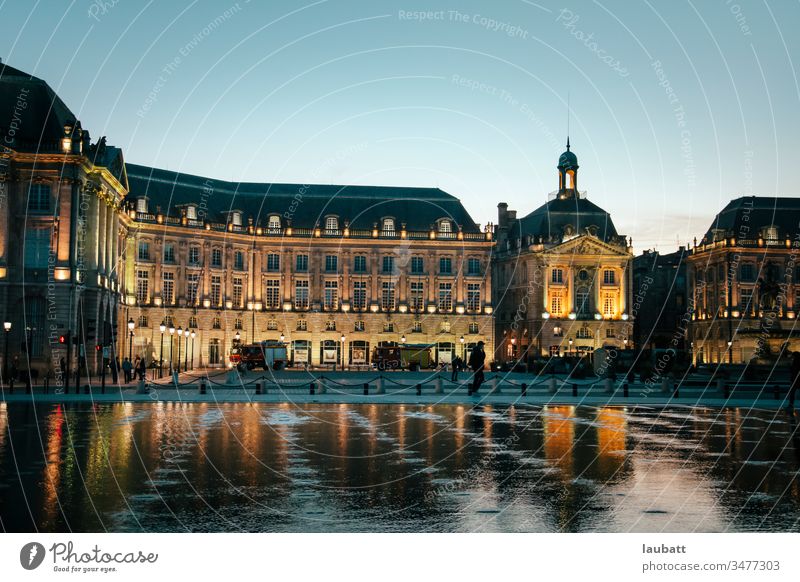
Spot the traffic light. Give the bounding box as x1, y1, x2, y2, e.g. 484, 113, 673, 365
95, 344, 102, 352
59, 335, 66, 344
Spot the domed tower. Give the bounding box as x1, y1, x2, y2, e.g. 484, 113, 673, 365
557, 137, 579, 198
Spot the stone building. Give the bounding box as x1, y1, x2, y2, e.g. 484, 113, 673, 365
687, 196, 800, 364
0, 63, 127, 382
120, 164, 495, 369
493, 142, 634, 363
632, 247, 688, 351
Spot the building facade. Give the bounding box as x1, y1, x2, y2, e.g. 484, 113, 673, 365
0, 63, 127, 382
119, 165, 495, 369
493, 142, 634, 363
632, 247, 688, 351
687, 196, 800, 364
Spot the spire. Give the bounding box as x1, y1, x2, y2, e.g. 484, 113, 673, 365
566, 136, 570, 151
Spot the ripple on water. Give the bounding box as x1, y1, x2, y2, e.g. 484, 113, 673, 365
262, 411, 311, 426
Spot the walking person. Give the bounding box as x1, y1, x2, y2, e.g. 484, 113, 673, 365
468, 341, 486, 396
451, 355, 462, 383
789, 351, 800, 412
122, 357, 132, 383
137, 357, 147, 381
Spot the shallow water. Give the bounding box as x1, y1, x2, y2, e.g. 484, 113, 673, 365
0, 402, 799, 532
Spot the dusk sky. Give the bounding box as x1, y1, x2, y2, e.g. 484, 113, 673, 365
1, 0, 798, 251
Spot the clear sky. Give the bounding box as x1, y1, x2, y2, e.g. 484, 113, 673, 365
1, 0, 798, 251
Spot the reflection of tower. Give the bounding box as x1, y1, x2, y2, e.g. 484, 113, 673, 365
557, 138, 579, 198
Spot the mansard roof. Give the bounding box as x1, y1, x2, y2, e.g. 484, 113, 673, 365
512, 194, 619, 244
701, 196, 800, 243
124, 163, 482, 232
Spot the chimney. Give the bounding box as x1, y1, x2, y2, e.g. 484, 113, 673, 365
497, 203, 509, 228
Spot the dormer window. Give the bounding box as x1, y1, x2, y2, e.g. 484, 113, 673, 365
268, 215, 281, 232
438, 219, 452, 234
325, 216, 339, 232
186, 205, 197, 220
382, 218, 395, 234
231, 211, 242, 226
764, 226, 779, 241
136, 198, 148, 213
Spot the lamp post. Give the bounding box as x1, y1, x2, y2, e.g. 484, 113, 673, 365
401, 334, 406, 344
168, 325, 175, 373
184, 328, 190, 372
279, 331, 285, 343
3, 321, 10, 384
127, 318, 135, 361
340, 333, 346, 369
568, 337, 574, 357
459, 335, 465, 359
190, 329, 196, 370
727, 340, 733, 364
159, 321, 166, 378
176, 326, 183, 373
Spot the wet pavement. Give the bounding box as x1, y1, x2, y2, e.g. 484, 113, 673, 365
0, 402, 799, 532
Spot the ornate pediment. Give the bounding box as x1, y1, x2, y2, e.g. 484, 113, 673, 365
543, 234, 630, 257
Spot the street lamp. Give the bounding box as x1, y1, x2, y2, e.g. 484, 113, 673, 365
279, 331, 285, 343
190, 329, 196, 370
340, 333, 346, 368
176, 326, 183, 373
3, 321, 10, 384
568, 337, 574, 357
234, 331, 241, 342
460, 335, 465, 358
127, 318, 135, 361
184, 327, 190, 372
401, 334, 406, 344
168, 325, 175, 372
159, 321, 166, 378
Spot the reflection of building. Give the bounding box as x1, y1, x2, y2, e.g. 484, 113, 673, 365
493, 142, 634, 362
0, 64, 127, 379
632, 247, 688, 350
121, 165, 494, 368
687, 197, 800, 364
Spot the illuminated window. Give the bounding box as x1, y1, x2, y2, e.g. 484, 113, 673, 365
267, 253, 280, 271
382, 218, 395, 235
352, 281, 367, 310
233, 277, 243, 308
550, 293, 562, 315
268, 215, 281, 232
211, 276, 221, 306
467, 283, 481, 311
603, 270, 616, 285
468, 322, 479, 334
265, 279, 280, 310
136, 271, 149, 304
354, 320, 365, 332
211, 248, 222, 267
136, 197, 148, 213
577, 326, 592, 339
438, 220, 452, 234
383, 322, 395, 333
296, 319, 307, 331
603, 293, 614, 317
188, 246, 200, 265
325, 320, 336, 331
163, 243, 175, 263
381, 281, 396, 310
138, 241, 150, 261
186, 205, 197, 220
551, 268, 563, 284
267, 319, 278, 330
438, 282, 453, 312
187, 273, 200, 305
231, 211, 242, 226
162, 272, 175, 305
410, 281, 424, 310
28, 184, 50, 212
324, 280, 339, 311
295, 280, 309, 309
234, 318, 243, 330
325, 216, 339, 232
413, 320, 423, 333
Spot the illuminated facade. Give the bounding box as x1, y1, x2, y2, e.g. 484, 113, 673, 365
0, 63, 128, 380
493, 142, 634, 362
120, 165, 495, 368
687, 197, 800, 364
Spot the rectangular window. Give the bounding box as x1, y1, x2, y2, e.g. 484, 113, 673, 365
233, 277, 243, 308
136, 270, 149, 304
187, 273, 200, 305
211, 275, 221, 306
467, 283, 481, 311
267, 253, 280, 271
740, 263, 755, 282
294, 254, 308, 272
163, 243, 175, 263
352, 281, 367, 310
267, 320, 278, 330
212, 317, 221, 330
295, 280, 309, 309
325, 255, 338, 272
603, 293, 614, 317
325, 320, 336, 331
296, 319, 307, 331
740, 287, 753, 312
24, 228, 50, 267
467, 258, 480, 275
265, 279, 281, 309
188, 246, 200, 265
138, 241, 150, 261
162, 272, 175, 305
438, 282, 453, 312
606, 328, 616, 338
468, 322, 479, 334
211, 248, 222, 267
551, 268, 563, 284
412, 321, 423, 333
324, 280, 339, 311
381, 281, 396, 310
353, 255, 367, 273
576, 291, 590, 316
603, 270, 616, 285
411, 256, 424, 274
354, 320, 365, 332
410, 281, 424, 311
439, 257, 452, 275
234, 251, 245, 271
382, 256, 394, 274
28, 184, 50, 212
550, 293, 562, 315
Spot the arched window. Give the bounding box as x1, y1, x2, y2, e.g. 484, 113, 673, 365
325, 216, 339, 232
267, 215, 281, 232
382, 218, 395, 234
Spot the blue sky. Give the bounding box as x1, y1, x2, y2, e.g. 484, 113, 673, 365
1, 0, 798, 251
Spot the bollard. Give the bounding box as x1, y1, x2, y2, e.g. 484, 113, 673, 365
376, 376, 385, 395
673, 382, 679, 398
548, 376, 557, 394
363, 382, 369, 396
623, 382, 629, 398
416, 383, 422, 396
521, 383, 527, 397
774, 384, 780, 400
309, 382, 315, 395
255, 382, 262, 395
199, 381, 207, 395
434, 376, 443, 394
